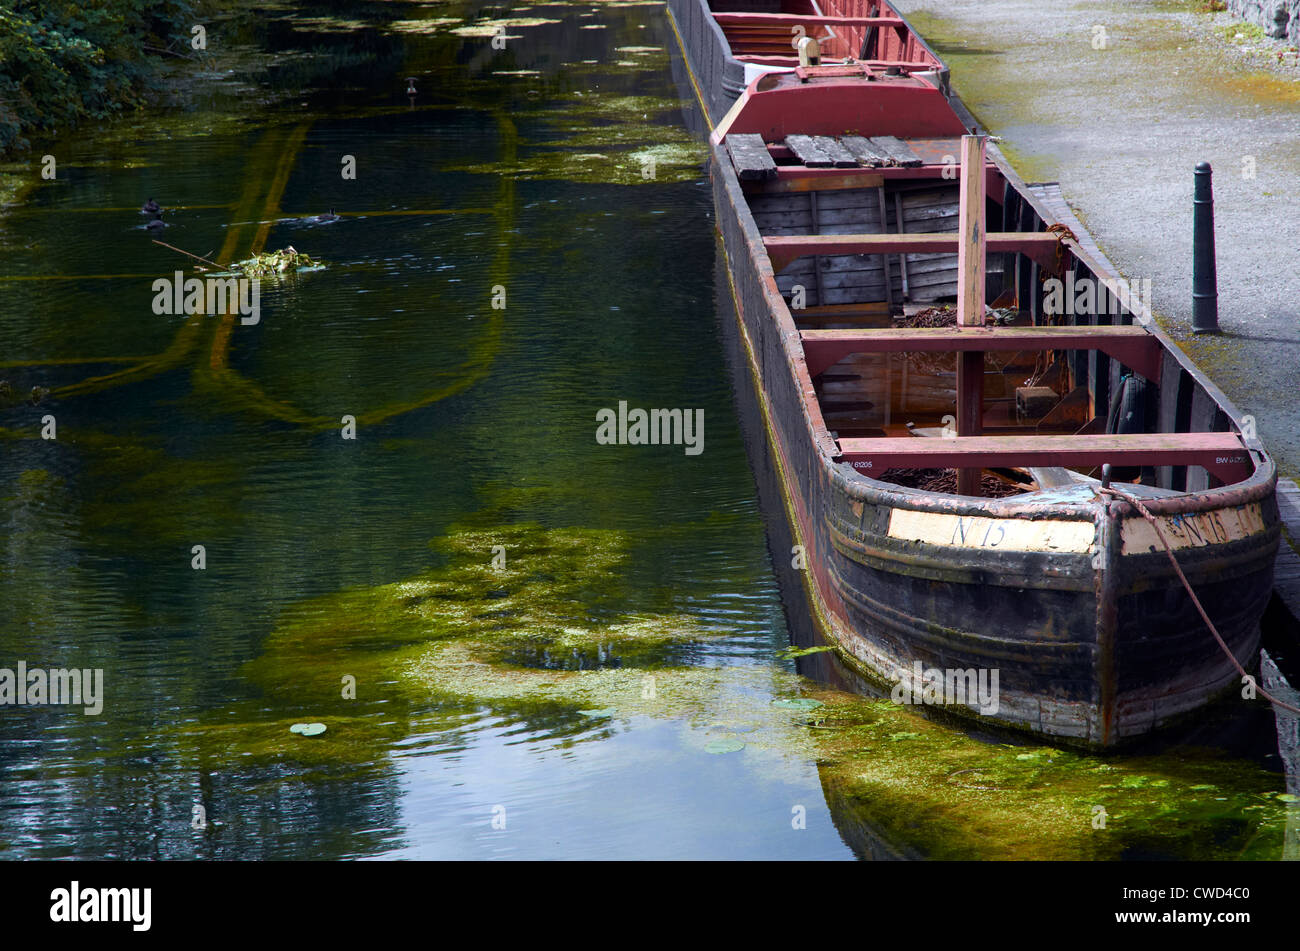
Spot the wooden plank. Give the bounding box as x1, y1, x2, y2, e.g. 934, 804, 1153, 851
809, 191, 827, 309
877, 187, 893, 312
1271, 478, 1300, 621
800, 325, 1164, 379
894, 192, 910, 299
840, 135, 891, 167
956, 135, 988, 494
765, 231, 1063, 272
785, 135, 834, 168
956, 135, 986, 329
835, 433, 1254, 484
1186, 387, 1218, 491
725, 133, 777, 181
869, 136, 924, 167
811, 136, 858, 168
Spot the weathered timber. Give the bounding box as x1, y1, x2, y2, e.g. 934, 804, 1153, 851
765, 231, 1062, 272
800, 323, 1164, 381
869, 135, 923, 167
726, 133, 778, 180
812, 136, 859, 168
785, 135, 834, 167
1273, 478, 1300, 622
840, 135, 891, 167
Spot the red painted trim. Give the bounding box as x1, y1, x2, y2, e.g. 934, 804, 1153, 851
836, 434, 1255, 484
800, 326, 1164, 382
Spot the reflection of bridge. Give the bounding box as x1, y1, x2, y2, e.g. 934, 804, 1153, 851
2, 107, 514, 432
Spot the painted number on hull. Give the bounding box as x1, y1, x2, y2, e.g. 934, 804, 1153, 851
953, 518, 1005, 548
889, 509, 1097, 553
1120, 502, 1267, 555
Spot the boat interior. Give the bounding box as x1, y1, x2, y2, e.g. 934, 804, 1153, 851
714, 65, 1258, 499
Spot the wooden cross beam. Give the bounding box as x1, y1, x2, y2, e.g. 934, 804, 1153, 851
799, 325, 1164, 381
835, 433, 1255, 485
763, 232, 1064, 273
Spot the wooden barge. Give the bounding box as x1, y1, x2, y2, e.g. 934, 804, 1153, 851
666, 0, 1281, 745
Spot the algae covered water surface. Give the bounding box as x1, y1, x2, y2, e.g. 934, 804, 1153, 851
0, 0, 1293, 860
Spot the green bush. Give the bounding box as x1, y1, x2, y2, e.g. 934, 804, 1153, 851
0, 0, 199, 153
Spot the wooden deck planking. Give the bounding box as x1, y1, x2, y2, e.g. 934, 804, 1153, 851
726, 133, 778, 181
1274, 478, 1300, 621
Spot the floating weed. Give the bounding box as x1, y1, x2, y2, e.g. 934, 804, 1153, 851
802, 690, 1290, 860
451, 18, 561, 37
385, 18, 465, 34
445, 90, 705, 185
232, 246, 324, 278
149, 481, 1292, 858
287, 16, 374, 32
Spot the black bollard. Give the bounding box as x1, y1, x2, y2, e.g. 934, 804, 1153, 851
1192, 161, 1220, 334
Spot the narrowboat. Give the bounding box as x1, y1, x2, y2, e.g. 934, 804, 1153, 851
667, 0, 1281, 745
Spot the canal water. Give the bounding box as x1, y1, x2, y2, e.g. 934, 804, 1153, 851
0, 1, 1294, 860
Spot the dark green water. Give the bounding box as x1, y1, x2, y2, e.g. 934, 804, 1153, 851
0, 1, 1294, 861
0, 0, 858, 860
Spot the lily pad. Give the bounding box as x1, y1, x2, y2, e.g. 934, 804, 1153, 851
704, 738, 745, 754
289, 722, 327, 736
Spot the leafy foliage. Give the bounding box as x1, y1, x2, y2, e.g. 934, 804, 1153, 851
231, 246, 323, 278
0, 0, 201, 153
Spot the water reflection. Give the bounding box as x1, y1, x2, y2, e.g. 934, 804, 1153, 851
0, 0, 851, 860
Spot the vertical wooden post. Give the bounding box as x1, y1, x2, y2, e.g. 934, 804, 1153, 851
955, 134, 987, 497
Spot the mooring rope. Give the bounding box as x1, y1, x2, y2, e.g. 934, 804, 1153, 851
1097, 484, 1300, 716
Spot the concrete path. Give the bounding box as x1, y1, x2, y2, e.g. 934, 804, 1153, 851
895, 0, 1300, 477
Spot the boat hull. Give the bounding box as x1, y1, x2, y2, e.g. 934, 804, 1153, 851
709, 141, 1280, 746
